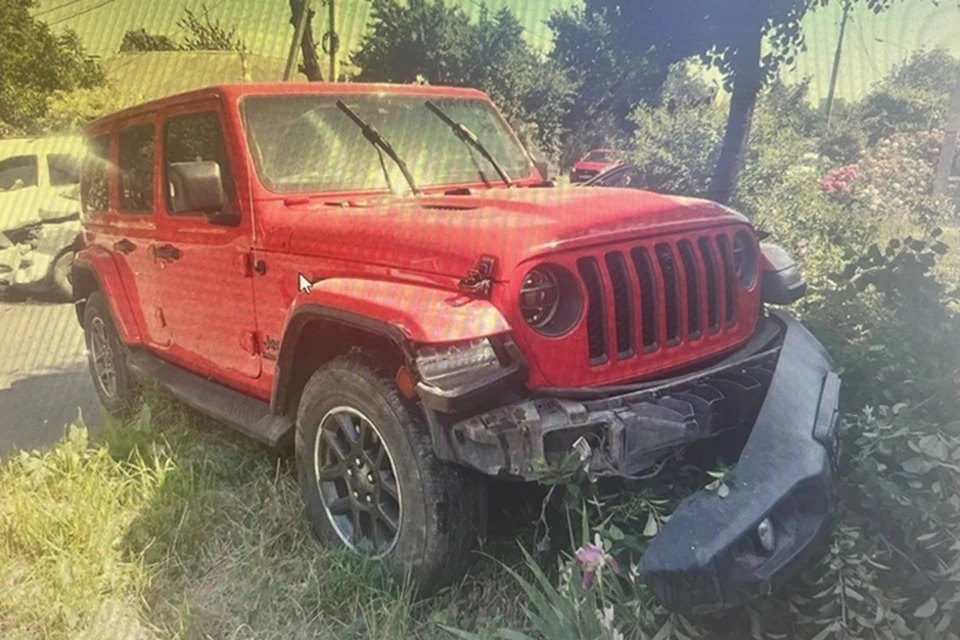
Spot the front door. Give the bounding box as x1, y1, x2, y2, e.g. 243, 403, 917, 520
154, 106, 260, 382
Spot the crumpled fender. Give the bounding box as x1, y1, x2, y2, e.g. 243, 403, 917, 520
286, 277, 511, 344
73, 246, 143, 345
34, 218, 81, 256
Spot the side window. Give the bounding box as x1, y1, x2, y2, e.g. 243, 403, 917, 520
81, 135, 110, 213
118, 124, 155, 214
164, 111, 235, 215
0, 155, 39, 191
49, 154, 81, 186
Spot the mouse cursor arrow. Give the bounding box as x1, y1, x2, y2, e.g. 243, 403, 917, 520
298, 273, 314, 294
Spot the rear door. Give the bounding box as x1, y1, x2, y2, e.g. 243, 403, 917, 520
153, 104, 260, 382
81, 124, 170, 348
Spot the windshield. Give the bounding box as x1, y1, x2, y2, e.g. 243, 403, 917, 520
584, 150, 616, 163
241, 94, 533, 194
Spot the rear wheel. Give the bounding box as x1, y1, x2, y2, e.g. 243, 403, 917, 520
296, 350, 488, 592
83, 291, 136, 415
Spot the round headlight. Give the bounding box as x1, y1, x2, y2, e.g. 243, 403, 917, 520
519, 265, 582, 336
733, 231, 758, 288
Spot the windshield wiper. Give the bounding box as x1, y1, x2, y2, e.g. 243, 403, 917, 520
425, 100, 513, 188
335, 100, 420, 195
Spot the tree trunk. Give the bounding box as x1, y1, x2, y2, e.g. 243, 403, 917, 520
933, 64, 960, 197
289, 0, 324, 82
709, 24, 765, 204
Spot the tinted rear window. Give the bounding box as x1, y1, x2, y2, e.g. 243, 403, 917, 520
118, 124, 155, 214
81, 136, 110, 213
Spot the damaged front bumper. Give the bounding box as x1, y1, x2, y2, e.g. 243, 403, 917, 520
0, 218, 80, 289
637, 312, 840, 614
425, 310, 840, 614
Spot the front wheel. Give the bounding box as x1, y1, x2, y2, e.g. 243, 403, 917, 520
296, 350, 488, 592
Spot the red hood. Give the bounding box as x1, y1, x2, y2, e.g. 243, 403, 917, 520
263, 186, 748, 281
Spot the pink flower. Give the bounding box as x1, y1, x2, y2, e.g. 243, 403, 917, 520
575, 542, 619, 590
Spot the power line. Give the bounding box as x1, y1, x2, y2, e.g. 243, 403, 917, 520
35, 0, 88, 17
47, 0, 120, 25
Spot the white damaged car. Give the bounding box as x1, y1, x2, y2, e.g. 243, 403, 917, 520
0, 136, 86, 301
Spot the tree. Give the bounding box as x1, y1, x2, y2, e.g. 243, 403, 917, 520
0, 0, 104, 132
288, 0, 323, 81
547, 6, 666, 168
352, 0, 575, 158
177, 4, 243, 51
116, 4, 243, 54
859, 48, 960, 144
561, 0, 922, 203
118, 28, 176, 52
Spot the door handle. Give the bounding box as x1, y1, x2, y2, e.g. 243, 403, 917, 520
153, 244, 182, 261
113, 239, 136, 254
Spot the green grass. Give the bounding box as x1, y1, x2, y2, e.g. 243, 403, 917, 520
0, 391, 535, 640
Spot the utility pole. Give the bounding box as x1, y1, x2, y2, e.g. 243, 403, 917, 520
824, 0, 852, 132
933, 62, 960, 197
284, 0, 313, 81
324, 0, 340, 82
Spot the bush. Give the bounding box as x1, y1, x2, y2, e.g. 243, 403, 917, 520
628, 101, 725, 196
820, 130, 958, 231
858, 48, 959, 146
626, 62, 725, 196
37, 86, 141, 135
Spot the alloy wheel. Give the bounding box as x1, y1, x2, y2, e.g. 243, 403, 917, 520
313, 406, 403, 557
89, 316, 117, 399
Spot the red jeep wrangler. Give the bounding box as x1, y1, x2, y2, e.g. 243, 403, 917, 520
73, 83, 840, 614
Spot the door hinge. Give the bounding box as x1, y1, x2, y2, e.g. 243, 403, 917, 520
241, 252, 266, 277
240, 253, 254, 278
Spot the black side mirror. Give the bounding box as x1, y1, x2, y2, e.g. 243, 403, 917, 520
168, 161, 238, 225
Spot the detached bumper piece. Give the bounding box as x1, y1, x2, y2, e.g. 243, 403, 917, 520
638, 313, 840, 615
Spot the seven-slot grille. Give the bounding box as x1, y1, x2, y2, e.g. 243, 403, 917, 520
576, 232, 743, 365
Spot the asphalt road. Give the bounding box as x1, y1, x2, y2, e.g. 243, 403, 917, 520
0, 296, 101, 458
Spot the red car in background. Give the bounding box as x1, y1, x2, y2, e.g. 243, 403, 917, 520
569, 148, 623, 183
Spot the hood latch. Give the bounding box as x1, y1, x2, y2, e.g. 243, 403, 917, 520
458, 256, 497, 298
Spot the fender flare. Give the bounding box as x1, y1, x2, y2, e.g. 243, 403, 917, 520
270, 277, 512, 415
71, 248, 143, 345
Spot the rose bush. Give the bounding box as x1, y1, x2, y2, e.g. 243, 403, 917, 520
820, 130, 957, 230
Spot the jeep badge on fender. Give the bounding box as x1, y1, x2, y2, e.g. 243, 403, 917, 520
72, 83, 840, 613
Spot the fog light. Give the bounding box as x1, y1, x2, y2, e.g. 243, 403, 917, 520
757, 517, 776, 552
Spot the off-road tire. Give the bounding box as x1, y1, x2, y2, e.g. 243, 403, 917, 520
83, 291, 136, 416
49, 249, 75, 302
296, 349, 488, 593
